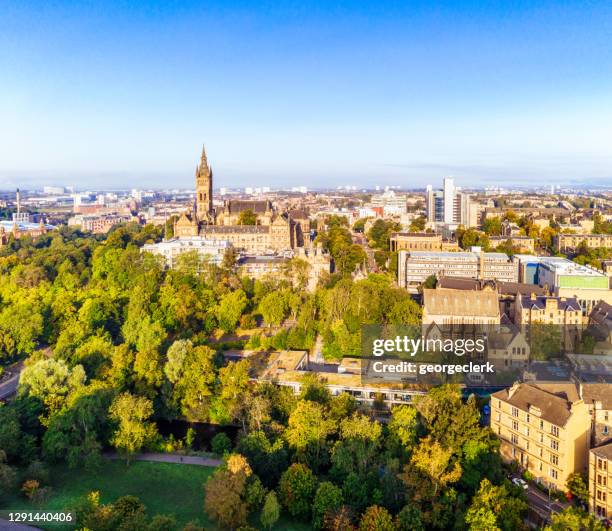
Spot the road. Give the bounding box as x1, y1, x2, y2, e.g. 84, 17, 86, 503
524, 483, 568, 522
352, 231, 378, 273
0, 362, 23, 401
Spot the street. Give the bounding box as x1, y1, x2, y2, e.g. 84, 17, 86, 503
0, 362, 23, 401
524, 482, 568, 523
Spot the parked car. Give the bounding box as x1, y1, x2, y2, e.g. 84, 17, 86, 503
512, 477, 528, 490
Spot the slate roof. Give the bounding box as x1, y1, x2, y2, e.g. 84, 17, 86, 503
492, 383, 574, 427
519, 295, 581, 311
423, 288, 500, 318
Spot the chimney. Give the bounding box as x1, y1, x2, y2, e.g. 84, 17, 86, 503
530, 292, 537, 301
508, 381, 520, 398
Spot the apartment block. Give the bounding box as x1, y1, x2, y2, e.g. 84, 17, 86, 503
589, 444, 612, 520
555, 233, 612, 253
490, 382, 591, 491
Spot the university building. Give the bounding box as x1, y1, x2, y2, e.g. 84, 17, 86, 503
172, 146, 302, 255
397, 249, 518, 292
389, 232, 459, 252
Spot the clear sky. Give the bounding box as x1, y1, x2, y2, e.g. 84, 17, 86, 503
1, 0, 612, 190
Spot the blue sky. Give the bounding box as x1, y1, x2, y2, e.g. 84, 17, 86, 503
1, 0, 611, 190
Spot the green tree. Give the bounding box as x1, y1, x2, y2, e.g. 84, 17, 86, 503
331, 413, 382, 478
258, 291, 289, 326
544, 507, 605, 531
395, 504, 425, 531
260, 491, 280, 530
483, 217, 502, 235
108, 392, 157, 463
19, 358, 86, 420
285, 400, 334, 469
387, 405, 418, 455
312, 481, 343, 529
238, 209, 258, 225
409, 215, 426, 232
359, 505, 394, 531
211, 360, 251, 427
566, 472, 588, 505
0, 451, 17, 499
215, 290, 248, 333
211, 432, 232, 456
465, 478, 527, 531
279, 463, 318, 520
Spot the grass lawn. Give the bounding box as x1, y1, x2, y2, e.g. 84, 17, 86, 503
2, 459, 314, 530
2, 459, 215, 530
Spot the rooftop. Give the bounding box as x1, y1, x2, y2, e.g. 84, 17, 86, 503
423, 288, 500, 317
591, 443, 612, 460
492, 383, 576, 427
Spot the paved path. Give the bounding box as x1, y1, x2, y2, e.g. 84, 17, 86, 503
105, 452, 222, 467
0, 519, 41, 530
0, 362, 23, 401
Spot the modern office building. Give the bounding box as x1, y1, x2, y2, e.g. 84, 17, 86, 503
425, 177, 476, 228
513, 255, 611, 314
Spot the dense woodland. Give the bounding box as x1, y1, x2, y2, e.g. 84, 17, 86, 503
0, 223, 603, 530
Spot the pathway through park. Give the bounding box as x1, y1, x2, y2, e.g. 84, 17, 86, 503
104, 452, 222, 467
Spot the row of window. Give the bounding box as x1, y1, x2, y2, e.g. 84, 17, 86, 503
506, 404, 560, 437
510, 447, 558, 479
508, 431, 559, 463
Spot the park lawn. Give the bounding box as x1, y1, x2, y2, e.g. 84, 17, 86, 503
3, 459, 216, 530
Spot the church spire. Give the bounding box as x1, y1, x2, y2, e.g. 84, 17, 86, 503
200, 144, 209, 172
195, 144, 213, 220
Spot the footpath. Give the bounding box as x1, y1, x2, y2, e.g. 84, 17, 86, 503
104, 452, 222, 467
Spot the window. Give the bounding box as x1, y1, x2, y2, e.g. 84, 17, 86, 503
551, 425, 559, 437
551, 454, 558, 466
511, 434, 518, 445
512, 420, 519, 431
550, 440, 559, 451
512, 407, 519, 418
550, 468, 558, 480
526, 414, 530, 423
540, 420, 544, 429
525, 427, 530, 436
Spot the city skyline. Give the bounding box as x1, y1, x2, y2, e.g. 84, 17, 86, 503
2, 1, 612, 189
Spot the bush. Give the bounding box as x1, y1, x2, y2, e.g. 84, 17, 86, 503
211, 433, 232, 456
24, 460, 50, 485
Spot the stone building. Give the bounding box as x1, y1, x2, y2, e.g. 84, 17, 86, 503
490, 382, 591, 491
173, 146, 301, 254
589, 443, 612, 519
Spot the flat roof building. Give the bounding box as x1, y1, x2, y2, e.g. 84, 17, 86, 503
398, 250, 518, 292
